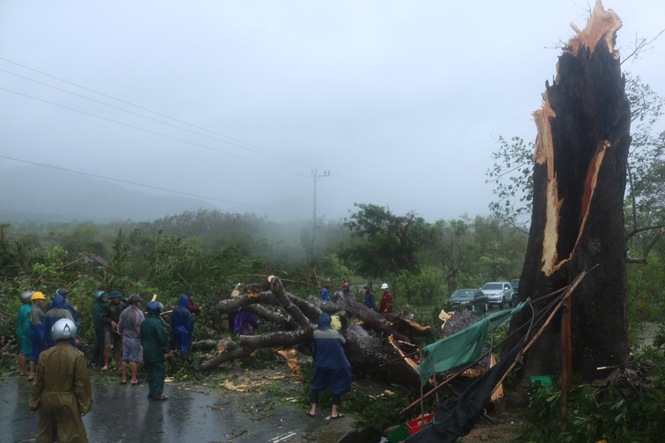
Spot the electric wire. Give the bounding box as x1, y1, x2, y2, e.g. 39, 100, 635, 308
0, 154, 264, 210
0, 57, 452, 218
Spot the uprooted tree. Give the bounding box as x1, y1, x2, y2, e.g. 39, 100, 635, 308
505, 1, 632, 384
211, 276, 431, 388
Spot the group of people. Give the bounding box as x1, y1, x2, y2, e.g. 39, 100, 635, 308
14, 282, 376, 438
319, 282, 393, 313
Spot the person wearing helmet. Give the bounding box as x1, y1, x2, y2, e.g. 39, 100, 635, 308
100, 291, 127, 370
185, 290, 202, 314
29, 292, 48, 380
92, 291, 109, 367
378, 283, 393, 313
47, 288, 79, 326
320, 288, 331, 302
361, 285, 375, 310
16, 291, 34, 376
117, 294, 144, 385
28, 318, 92, 443
43, 290, 76, 348
140, 302, 173, 401
171, 295, 195, 355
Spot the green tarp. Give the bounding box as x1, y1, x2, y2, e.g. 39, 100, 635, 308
416, 302, 528, 385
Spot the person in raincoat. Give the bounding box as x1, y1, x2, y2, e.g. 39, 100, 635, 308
319, 288, 331, 302
306, 313, 352, 419
29, 292, 49, 380
47, 288, 79, 326
44, 291, 76, 348
92, 291, 108, 367
170, 295, 195, 355
234, 311, 259, 335
117, 294, 144, 385
17, 291, 34, 376
140, 301, 172, 401
378, 283, 393, 313
362, 285, 375, 310
29, 318, 93, 443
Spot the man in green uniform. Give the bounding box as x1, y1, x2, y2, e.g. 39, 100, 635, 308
16, 291, 34, 376
100, 291, 126, 370
140, 301, 172, 401
29, 318, 93, 443
92, 291, 108, 367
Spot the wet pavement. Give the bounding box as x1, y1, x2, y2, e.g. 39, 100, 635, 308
1, 369, 350, 443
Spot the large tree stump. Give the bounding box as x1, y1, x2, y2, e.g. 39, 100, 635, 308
505, 0, 632, 383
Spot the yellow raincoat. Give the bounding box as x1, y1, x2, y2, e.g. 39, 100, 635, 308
28, 341, 93, 443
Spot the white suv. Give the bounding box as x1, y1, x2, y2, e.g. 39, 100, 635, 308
481, 281, 514, 308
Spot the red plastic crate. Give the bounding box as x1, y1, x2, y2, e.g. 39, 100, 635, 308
406, 413, 435, 435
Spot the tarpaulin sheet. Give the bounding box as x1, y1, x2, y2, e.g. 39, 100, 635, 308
416, 302, 527, 384
405, 341, 526, 443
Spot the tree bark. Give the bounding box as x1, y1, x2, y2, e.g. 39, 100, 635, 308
505, 0, 632, 383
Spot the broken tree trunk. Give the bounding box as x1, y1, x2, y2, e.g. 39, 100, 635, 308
505, 0, 632, 383
213, 276, 431, 387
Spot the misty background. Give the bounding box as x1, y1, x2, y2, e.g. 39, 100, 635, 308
1, 0, 664, 223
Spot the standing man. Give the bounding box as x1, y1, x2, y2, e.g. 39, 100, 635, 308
100, 291, 126, 370
319, 288, 331, 301
378, 283, 393, 313
140, 301, 172, 401
170, 295, 194, 355
16, 291, 34, 376
342, 282, 355, 319
185, 290, 203, 314
117, 294, 144, 385
44, 291, 76, 348
29, 292, 48, 381
362, 285, 375, 310
92, 291, 108, 368
29, 318, 93, 443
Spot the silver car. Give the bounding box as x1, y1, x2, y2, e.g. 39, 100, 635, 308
481, 281, 514, 308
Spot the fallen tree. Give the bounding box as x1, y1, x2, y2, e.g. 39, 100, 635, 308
212, 276, 432, 388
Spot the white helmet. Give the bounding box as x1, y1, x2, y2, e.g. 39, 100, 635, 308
381, 283, 389, 289
20, 290, 35, 304
52, 318, 77, 341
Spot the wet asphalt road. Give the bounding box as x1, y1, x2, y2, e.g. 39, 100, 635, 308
2, 373, 322, 443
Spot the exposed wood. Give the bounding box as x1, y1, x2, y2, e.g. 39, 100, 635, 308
505, 0, 632, 383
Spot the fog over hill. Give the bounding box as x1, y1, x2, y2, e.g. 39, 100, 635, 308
0, 166, 222, 222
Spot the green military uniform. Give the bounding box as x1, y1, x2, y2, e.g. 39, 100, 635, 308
140, 313, 171, 399
17, 303, 33, 356
28, 341, 93, 443
92, 298, 108, 366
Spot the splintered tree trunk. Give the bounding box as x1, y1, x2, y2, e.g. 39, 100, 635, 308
506, 0, 632, 383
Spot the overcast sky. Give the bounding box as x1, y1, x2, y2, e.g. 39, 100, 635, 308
1, 0, 663, 223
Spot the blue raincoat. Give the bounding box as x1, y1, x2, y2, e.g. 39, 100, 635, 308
47, 295, 78, 326
30, 305, 47, 363
311, 313, 352, 395
170, 295, 195, 355
234, 311, 259, 335
320, 288, 331, 302
43, 293, 76, 348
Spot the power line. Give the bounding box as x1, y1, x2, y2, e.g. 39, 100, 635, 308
0, 86, 289, 172
0, 155, 264, 210
0, 57, 452, 219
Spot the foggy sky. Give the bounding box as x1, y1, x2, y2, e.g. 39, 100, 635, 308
1, 0, 664, 223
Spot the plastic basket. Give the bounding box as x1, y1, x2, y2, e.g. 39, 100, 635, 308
406, 413, 435, 435
530, 375, 553, 389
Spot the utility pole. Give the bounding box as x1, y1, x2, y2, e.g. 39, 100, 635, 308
309, 170, 330, 228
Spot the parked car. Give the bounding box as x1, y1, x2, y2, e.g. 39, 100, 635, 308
481, 281, 514, 308
444, 289, 489, 313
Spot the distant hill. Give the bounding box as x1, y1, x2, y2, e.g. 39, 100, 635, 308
0, 166, 221, 222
